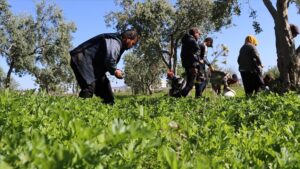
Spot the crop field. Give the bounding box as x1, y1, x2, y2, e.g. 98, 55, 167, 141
1, 90, 300, 168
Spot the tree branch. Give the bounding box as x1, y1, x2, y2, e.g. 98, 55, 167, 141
263, 0, 278, 20
160, 50, 171, 69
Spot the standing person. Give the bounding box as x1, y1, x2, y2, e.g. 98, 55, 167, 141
237, 35, 264, 96
290, 24, 299, 38
290, 24, 300, 53
290, 24, 300, 55
290, 24, 300, 87
195, 37, 214, 98
70, 30, 139, 104
180, 27, 202, 97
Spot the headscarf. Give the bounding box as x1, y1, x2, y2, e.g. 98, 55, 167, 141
245, 35, 258, 46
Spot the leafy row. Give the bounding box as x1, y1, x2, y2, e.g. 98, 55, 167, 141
0, 90, 300, 168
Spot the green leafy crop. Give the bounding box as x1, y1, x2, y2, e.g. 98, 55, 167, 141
0, 90, 300, 168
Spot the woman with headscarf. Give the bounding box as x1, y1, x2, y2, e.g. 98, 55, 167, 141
237, 35, 264, 96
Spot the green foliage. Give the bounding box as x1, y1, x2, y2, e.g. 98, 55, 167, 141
0, 66, 19, 90
106, 0, 240, 73
248, 9, 263, 34
264, 66, 280, 79
1, 90, 300, 168
211, 0, 241, 31
0, 0, 76, 92
0, 0, 36, 88
292, 0, 300, 13
0, 66, 4, 88
124, 52, 165, 95
210, 44, 229, 67
33, 0, 76, 93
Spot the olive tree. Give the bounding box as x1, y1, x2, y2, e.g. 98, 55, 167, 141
105, 0, 239, 75
0, 0, 76, 92
124, 52, 165, 95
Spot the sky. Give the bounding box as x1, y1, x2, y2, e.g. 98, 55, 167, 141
1, 0, 300, 90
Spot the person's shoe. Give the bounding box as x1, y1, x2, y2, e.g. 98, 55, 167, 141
79, 89, 93, 98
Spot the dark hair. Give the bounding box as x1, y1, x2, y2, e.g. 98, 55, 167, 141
263, 74, 274, 85
204, 37, 213, 43
121, 30, 139, 40
290, 24, 299, 37
188, 27, 200, 36
231, 74, 238, 81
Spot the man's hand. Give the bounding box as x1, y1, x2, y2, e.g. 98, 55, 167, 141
114, 69, 123, 79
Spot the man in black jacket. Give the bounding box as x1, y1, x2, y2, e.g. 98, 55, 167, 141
180, 27, 201, 97
70, 30, 139, 104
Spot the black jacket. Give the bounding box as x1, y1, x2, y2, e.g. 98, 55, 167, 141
70, 33, 125, 85
180, 34, 200, 68
237, 43, 262, 73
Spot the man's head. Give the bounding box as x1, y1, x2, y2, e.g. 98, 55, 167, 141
189, 27, 201, 40
167, 70, 175, 79
204, 37, 213, 47
290, 24, 299, 38
231, 74, 238, 81
227, 74, 238, 85
121, 30, 139, 50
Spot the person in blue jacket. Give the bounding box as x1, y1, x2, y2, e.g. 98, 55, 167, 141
70, 30, 139, 104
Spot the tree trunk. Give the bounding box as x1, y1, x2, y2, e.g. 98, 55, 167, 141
275, 1, 299, 90
263, 0, 300, 91
160, 36, 178, 74
274, 21, 295, 89
5, 60, 14, 89
45, 84, 49, 93
147, 84, 153, 95
169, 35, 174, 72
173, 40, 179, 75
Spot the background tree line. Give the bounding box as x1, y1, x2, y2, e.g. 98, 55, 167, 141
0, 0, 76, 93
107, 0, 300, 94
1, 0, 300, 94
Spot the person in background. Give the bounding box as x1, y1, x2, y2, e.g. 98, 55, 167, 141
237, 35, 264, 96
70, 30, 139, 104
290, 24, 299, 38
180, 27, 202, 97
210, 70, 238, 95
263, 74, 275, 91
195, 37, 214, 98
290, 24, 300, 56
167, 70, 186, 97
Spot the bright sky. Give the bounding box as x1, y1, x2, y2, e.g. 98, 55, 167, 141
1, 0, 300, 89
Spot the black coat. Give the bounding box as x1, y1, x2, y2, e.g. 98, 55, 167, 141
237, 43, 262, 73
70, 33, 125, 85
180, 34, 200, 68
